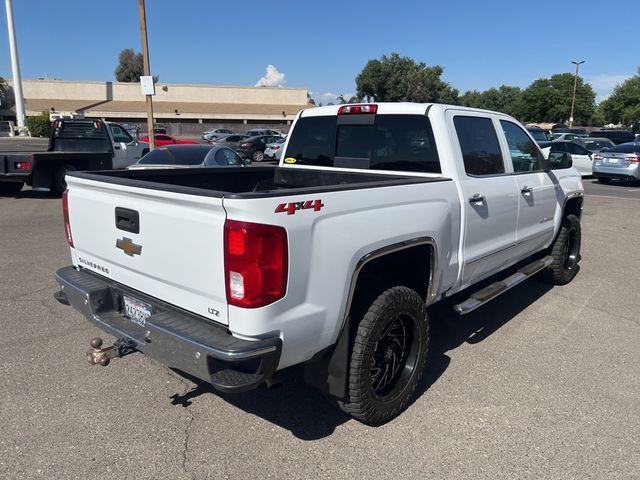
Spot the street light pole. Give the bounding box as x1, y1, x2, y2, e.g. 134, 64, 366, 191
4, 0, 27, 135
137, 0, 155, 150
569, 60, 585, 128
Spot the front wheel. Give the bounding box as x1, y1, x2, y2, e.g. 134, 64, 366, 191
338, 286, 429, 426
252, 150, 264, 162
546, 214, 581, 285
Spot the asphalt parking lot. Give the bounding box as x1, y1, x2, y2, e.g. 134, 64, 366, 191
0, 180, 638, 479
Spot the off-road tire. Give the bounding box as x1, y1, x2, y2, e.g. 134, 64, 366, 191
547, 214, 581, 285
597, 177, 611, 184
51, 165, 75, 196
338, 286, 429, 426
0, 182, 24, 195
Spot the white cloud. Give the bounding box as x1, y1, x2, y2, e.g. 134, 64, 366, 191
587, 73, 634, 102
255, 65, 286, 87
310, 91, 356, 105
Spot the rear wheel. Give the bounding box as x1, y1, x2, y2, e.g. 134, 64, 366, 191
0, 182, 24, 195
597, 177, 611, 184
546, 214, 581, 285
51, 165, 75, 195
338, 286, 429, 426
252, 150, 264, 162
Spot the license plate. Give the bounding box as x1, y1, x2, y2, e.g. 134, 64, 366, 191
607, 158, 620, 164
123, 295, 152, 326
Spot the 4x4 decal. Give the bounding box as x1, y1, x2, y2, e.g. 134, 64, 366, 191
275, 200, 324, 215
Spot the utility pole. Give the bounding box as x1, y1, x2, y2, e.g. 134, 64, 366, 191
4, 0, 27, 135
137, 0, 155, 150
569, 60, 585, 128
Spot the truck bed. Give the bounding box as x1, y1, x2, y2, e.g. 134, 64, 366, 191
68, 166, 450, 198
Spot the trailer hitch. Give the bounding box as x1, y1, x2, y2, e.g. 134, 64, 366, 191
86, 337, 137, 366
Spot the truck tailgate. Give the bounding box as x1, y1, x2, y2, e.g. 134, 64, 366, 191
65, 175, 229, 325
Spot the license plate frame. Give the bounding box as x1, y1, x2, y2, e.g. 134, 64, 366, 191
123, 295, 152, 326
607, 158, 620, 164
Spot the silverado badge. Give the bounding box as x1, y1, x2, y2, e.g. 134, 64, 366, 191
116, 237, 142, 257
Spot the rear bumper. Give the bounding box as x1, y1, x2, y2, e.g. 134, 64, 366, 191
592, 164, 640, 181
54, 266, 282, 393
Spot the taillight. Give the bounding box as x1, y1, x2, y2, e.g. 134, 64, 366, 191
15, 161, 33, 170
272, 145, 281, 150
593, 154, 603, 161
625, 155, 640, 164
338, 104, 378, 115
241, 142, 253, 148
62, 190, 74, 247
224, 219, 287, 308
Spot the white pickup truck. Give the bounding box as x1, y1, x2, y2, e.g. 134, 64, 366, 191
54, 103, 583, 425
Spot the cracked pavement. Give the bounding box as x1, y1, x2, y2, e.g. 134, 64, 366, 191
0, 181, 638, 479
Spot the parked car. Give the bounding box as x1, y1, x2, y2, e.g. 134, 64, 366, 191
549, 132, 585, 142
592, 142, 640, 183
55, 102, 583, 426
552, 127, 588, 136
235, 135, 283, 161
0, 119, 148, 195
138, 134, 199, 147
263, 137, 286, 161
202, 128, 235, 141
128, 144, 249, 170
208, 134, 249, 149
245, 128, 285, 137
539, 140, 593, 176
525, 127, 549, 143
574, 137, 615, 153
588, 130, 635, 145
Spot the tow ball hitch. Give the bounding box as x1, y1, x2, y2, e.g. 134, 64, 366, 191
86, 337, 137, 366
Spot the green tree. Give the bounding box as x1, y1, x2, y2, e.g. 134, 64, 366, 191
520, 73, 595, 124
599, 69, 640, 126
460, 85, 523, 117
336, 94, 359, 104
115, 48, 158, 82
0, 76, 15, 109
26, 111, 51, 137
355, 53, 459, 104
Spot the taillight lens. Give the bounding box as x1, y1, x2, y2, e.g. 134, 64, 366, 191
593, 154, 603, 161
338, 104, 378, 115
15, 161, 33, 170
626, 155, 640, 164
224, 220, 288, 308
62, 189, 74, 247
241, 142, 253, 148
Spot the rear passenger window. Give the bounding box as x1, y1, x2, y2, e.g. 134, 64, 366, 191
454, 116, 504, 176
499, 120, 545, 173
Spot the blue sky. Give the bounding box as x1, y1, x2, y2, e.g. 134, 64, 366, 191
1, 0, 637, 104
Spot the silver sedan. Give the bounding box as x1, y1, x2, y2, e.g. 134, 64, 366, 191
128, 144, 250, 170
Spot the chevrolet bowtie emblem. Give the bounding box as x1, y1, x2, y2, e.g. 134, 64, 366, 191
116, 237, 142, 257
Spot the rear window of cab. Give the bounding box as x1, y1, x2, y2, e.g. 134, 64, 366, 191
284, 114, 441, 173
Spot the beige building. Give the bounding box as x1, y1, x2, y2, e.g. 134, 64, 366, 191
2, 79, 312, 136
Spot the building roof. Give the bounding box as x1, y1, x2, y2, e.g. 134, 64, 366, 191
24, 99, 312, 120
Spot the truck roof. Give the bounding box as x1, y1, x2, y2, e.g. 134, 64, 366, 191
300, 102, 511, 118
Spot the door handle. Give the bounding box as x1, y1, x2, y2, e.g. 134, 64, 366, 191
521, 186, 533, 195
469, 193, 485, 205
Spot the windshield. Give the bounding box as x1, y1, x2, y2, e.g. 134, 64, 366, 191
284, 114, 441, 173
528, 130, 547, 141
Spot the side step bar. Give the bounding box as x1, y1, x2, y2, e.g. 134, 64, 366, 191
454, 255, 554, 315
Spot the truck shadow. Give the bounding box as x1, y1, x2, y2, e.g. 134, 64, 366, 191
169, 276, 554, 440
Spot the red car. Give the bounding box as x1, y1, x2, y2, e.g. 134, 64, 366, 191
138, 134, 199, 147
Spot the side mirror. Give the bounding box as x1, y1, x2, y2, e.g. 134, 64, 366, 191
243, 158, 252, 166
548, 151, 573, 169
601, 147, 609, 152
